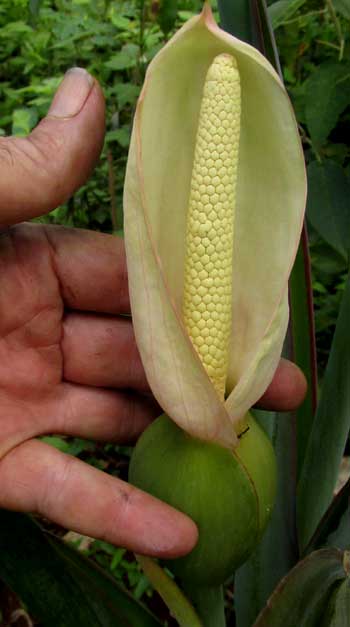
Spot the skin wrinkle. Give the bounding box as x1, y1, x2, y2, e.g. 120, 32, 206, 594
39, 449, 75, 517
98, 488, 134, 547
57, 384, 78, 435
122, 393, 137, 439
42, 225, 66, 380
44, 225, 131, 313
29, 123, 66, 164
1, 305, 61, 348
50, 249, 80, 304
0, 228, 64, 392
14, 136, 49, 173
27, 131, 68, 204
1, 136, 59, 195
113, 245, 130, 315
60, 311, 149, 391
0, 465, 30, 509
0, 138, 15, 168
120, 323, 146, 391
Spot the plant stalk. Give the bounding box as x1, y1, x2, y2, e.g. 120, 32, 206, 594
136, 557, 203, 627
184, 584, 226, 627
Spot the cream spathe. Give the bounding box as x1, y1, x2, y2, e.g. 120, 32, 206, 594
124, 4, 306, 448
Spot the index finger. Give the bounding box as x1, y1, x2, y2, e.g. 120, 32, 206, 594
43, 223, 130, 314
0, 439, 198, 558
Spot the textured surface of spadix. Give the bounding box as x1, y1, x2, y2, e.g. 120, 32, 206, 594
183, 53, 240, 401
124, 5, 306, 444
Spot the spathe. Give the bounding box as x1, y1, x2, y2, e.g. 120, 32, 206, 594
124, 4, 306, 449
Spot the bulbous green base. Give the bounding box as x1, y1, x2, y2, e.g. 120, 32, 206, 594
129, 413, 276, 587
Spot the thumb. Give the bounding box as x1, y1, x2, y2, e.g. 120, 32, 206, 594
0, 67, 105, 227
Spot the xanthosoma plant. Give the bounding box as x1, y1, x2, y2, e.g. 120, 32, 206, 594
124, 1, 306, 615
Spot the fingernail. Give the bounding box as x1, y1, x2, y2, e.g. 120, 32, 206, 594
48, 67, 94, 118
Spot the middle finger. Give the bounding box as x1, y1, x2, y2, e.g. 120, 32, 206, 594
62, 312, 149, 391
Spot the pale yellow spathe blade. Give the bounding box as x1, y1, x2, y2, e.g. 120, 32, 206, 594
123, 6, 306, 444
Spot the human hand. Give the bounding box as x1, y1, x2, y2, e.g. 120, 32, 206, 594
0, 68, 306, 558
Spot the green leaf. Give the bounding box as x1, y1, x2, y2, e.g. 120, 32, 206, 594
105, 52, 136, 71
254, 549, 347, 626
28, 0, 41, 25
159, 0, 178, 35
114, 82, 140, 108
217, 0, 255, 45
305, 63, 350, 148
267, 0, 308, 29
40, 436, 94, 456
11, 107, 38, 136
333, 0, 350, 19
305, 478, 350, 554
0, 21, 33, 38
105, 127, 130, 147
290, 228, 318, 478
307, 160, 350, 260
254, 0, 282, 73
323, 576, 350, 626
298, 269, 350, 549
0, 510, 161, 627
109, 12, 132, 30
178, 10, 196, 22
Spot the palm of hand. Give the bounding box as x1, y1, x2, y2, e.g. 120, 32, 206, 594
1, 225, 65, 457
0, 224, 183, 554
0, 223, 146, 457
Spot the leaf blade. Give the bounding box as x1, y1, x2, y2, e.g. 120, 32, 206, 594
0, 510, 161, 627
307, 160, 350, 260
305, 63, 350, 148
290, 226, 318, 477
254, 549, 346, 626
298, 269, 350, 549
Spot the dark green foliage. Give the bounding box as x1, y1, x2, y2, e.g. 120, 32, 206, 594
254, 549, 349, 626
298, 269, 350, 549
0, 510, 161, 626
307, 160, 350, 260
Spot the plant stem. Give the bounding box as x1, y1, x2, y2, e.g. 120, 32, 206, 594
184, 584, 226, 627
136, 556, 203, 627
326, 0, 345, 61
